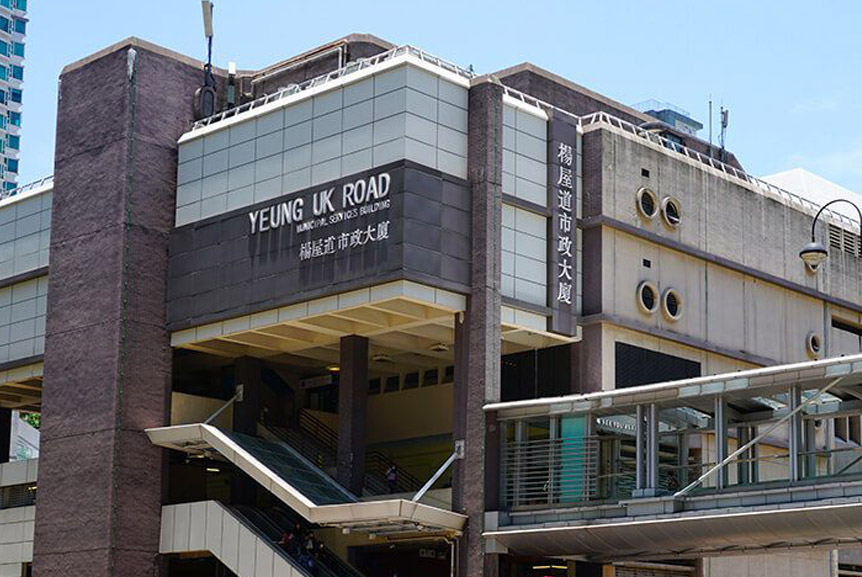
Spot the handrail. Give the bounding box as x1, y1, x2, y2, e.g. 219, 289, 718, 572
0, 174, 53, 201
190, 45, 476, 132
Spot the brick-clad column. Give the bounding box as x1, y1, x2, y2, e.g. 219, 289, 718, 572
337, 335, 369, 495
33, 40, 204, 577
453, 80, 504, 577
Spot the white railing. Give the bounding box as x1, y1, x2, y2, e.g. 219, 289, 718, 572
499, 83, 860, 231
190, 45, 476, 132
0, 174, 53, 201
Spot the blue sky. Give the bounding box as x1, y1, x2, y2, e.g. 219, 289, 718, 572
17, 1, 862, 192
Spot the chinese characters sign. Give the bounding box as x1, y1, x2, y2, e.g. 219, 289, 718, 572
547, 112, 579, 336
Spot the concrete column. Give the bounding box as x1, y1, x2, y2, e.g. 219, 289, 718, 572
232, 357, 262, 436
33, 40, 204, 577
337, 335, 368, 495
789, 386, 802, 482
714, 396, 727, 490
647, 403, 659, 490
0, 408, 10, 463
635, 405, 644, 491
232, 357, 262, 506
453, 80, 504, 577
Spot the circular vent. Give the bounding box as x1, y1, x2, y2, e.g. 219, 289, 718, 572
637, 281, 659, 315
637, 187, 658, 219
662, 288, 683, 321
806, 331, 822, 359
661, 196, 682, 228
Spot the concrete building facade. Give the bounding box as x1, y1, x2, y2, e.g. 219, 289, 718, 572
0, 33, 857, 577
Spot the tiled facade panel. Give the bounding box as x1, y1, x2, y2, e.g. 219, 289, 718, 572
176, 64, 469, 226
502, 204, 547, 306
502, 103, 547, 206
0, 276, 46, 364
167, 163, 471, 330
0, 190, 51, 281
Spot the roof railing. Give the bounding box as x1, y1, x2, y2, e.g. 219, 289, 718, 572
0, 174, 53, 202
190, 45, 476, 132
498, 83, 860, 232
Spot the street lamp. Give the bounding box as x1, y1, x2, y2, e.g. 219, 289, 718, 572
800, 198, 862, 272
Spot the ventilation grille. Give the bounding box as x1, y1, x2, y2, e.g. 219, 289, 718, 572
829, 224, 861, 257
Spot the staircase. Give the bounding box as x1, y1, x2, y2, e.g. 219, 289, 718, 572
264, 410, 423, 496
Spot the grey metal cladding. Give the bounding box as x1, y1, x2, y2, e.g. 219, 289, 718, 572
166, 161, 471, 330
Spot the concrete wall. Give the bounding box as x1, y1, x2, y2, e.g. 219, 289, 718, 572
702, 550, 831, 577
176, 61, 469, 226
587, 126, 861, 307
601, 228, 827, 366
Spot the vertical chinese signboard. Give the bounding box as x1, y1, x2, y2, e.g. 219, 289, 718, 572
547, 110, 579, 336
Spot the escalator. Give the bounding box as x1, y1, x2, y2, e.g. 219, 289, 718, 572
147, 423, 465, 537
160, 500, 362, 577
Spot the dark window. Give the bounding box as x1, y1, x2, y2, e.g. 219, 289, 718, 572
368, 377, 381, 395
501, 344, 573, 402
13, 18, 24, 34
11, 65, 22, 80
641, 168, 650, 178
403, 371, 419, 390
422, 368, 438, 386
384, 375, 399, 393
443, 365, 454, 383
10, 88, 21, 104
642, 259, 651, 268
615, 342, 700, 388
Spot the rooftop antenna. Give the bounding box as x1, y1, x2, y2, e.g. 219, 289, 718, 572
194, 1, 217, 120
719, 106, 729, 162
708, 96, 713, 157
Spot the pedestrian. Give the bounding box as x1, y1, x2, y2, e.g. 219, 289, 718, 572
386, 465, 398, 493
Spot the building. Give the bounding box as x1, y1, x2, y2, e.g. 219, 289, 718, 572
0, 33, 859, 577
0, 0, 25, 192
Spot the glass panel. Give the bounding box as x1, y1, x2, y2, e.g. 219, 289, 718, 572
221, 429, 357, 505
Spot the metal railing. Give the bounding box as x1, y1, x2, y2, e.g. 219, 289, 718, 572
0, 174, 53, 202
502, 436, 599, 508
190, 45, 476, 132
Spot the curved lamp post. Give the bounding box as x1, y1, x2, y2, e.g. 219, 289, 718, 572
800, 198, 862, 271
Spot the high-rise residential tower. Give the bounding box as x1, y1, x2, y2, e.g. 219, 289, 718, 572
0, 0, 25, 192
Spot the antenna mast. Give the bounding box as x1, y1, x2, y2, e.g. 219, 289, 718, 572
719, 106, 729, 162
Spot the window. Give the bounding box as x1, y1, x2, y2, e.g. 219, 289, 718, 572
422, 368, 438, 387
0, 67, 7, 81
0, 17, 9, 33
13, 19, 24, 34
636, 187, 658, 219
0, 1, 10, 9
833, 319, 862, 355
367, 377, 381, 396
0, 90, 6, 104
11, 66, 21, 80
403, 371, 419, 390
384, 375, 399, 393
443, 365, 454, 383
661, 196, 682, 228
636, 281, 659, 314
9, 111, 20, 126
13, 0, 25, 11
0, 139, 6, 154
661, 288, 683, 321
10, 88, 20, 103
7, 135, 18, 150
0, 115, 6, 129
5, 158, 17, 173
3, 182, 14, 192
11, 42, 23, 58
0, 41, 8, 56
615, 343, 701, 388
